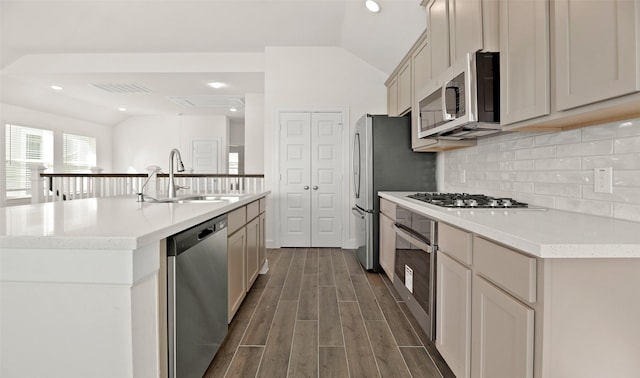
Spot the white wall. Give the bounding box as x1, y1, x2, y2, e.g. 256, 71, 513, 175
264, 46, 389, 248
440, 117, 640, 222
0, 103, 113, 206
244, 93, 265, 174
112, 114, 229, 173
228, 119, 244, 146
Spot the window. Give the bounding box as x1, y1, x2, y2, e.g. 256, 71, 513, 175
63, 133, 96, 172
5, 124, 54, 199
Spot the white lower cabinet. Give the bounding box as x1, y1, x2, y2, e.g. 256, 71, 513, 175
246, 216, 260, 290
436, 252, 472, 378
471, 276, 534, 378
227, 226, 246, 322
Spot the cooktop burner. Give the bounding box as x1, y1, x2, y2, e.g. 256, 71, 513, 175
408, 193, 530, 209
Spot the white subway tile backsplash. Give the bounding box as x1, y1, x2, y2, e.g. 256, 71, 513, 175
614, 135, 640, 154
534, 129, 581, 146
614, 170, 640, 187
534, 157, 582, 170
556, 140, 613, 157
534, 182, 582, 198
441, 117, 640, 221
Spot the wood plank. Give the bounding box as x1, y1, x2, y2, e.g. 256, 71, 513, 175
318, 248, 335, 286
351, 274, 384, 320
331, 248, 357, 301
280, 248, 306, 300
365, 320, 411, 377
399, 302, 456, 378
304, 248, 318, 274
298, 274, 318, 320
204, 314, 251, 377
366, 272, 421, 346
399, 347, 442, 378
339, 301, 379, 377
256, 301, 298, 378
343, 249, 364, 275
241, 286, 283, 345
267, 248, 294, 287
225, 346, 263, 377
288, 320, 318, 377
381, 271, 402, 301
319, 346, 349, 378
318, 286, 343, 346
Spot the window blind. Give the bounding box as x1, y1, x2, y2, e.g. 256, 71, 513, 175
5, 124, 54, 199
63, 133, 96, 172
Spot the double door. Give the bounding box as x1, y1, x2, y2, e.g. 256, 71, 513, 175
280, 112, 343, 247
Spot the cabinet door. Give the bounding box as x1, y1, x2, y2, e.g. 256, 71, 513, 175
378, 212, 395, 280
387, 77, 399, 116
448, 0, 483, 62
259, 213, 266, 268
436, 252, 472, 378
427, 0, 451, 77
398, 61, 412, 115
412, 37, 431, 93
500, 0, 550, 125
471, 276, 534, 378
246, 217, 260, 290
228, 228, 246, 322
553, 0, 639, 111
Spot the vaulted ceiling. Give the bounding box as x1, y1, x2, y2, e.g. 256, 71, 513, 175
0, 0, 425, 125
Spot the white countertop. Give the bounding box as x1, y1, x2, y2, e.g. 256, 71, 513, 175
380, 191, 640, 258
0, 192, 269, 250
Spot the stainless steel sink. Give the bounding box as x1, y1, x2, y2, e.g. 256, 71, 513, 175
146, 195, 243, 203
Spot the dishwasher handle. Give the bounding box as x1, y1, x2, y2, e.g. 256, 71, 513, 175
197, 227, 214, 240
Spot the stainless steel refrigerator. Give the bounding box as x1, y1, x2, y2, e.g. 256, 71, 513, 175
352, 114, 436, 271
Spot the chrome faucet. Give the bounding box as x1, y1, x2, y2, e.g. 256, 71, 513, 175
168, 148, 186, 198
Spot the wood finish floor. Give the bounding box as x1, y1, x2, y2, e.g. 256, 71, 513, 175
204, 248, 455, 378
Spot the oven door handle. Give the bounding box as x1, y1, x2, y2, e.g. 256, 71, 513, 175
394, 224, 433, 253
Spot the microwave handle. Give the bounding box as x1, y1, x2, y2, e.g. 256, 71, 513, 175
442, 83, 458, 121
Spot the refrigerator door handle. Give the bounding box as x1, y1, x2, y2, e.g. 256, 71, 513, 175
352, 207, 365, 219
353, 133, 361, 199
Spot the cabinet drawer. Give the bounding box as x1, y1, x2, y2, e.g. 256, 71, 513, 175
259, 198, 266, 213
380, 198, 396, 219
439, 223, 472, 265
247, 200, 260, 221
228, 206, 247, 235
474, 236, 537, 303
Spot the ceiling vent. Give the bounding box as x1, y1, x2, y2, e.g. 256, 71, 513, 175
90, 83, 152, 93
166, 95, 245, 108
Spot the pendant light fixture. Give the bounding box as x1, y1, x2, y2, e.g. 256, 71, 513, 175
365, 0, 380, 13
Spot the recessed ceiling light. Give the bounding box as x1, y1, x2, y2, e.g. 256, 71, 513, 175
208, 82, 225, 89
229, 108, 238, 112
118, 107, 127, 112
365, 0, 380, 13
51, 85, 63, 91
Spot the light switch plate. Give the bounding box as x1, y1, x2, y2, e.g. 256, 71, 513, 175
594, 167, 613, 193
405, 265, 413, 293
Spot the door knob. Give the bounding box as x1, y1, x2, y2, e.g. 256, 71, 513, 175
304, 185, 309, 190
313, 186, 318, 190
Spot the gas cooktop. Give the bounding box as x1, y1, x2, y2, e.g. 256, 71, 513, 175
408, 193, 531, 209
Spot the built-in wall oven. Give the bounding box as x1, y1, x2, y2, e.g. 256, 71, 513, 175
393, 207, 437, 341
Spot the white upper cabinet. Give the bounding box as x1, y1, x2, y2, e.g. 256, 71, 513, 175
449, 0, 499, 61
553, 0, 640, 111
499, 0, 550, 125
427, 0, 451, 76
387, 77, 399, 116
398, 60, 413, 114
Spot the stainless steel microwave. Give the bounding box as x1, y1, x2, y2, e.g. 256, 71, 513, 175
417, 52, 501, 140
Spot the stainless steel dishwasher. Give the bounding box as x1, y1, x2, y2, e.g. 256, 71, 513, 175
167, 215, 228, 378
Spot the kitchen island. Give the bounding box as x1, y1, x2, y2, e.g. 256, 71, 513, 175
380, 191, 640, 378
0, 192, 268, 378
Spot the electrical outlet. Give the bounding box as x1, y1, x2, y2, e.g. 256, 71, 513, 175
404, 265, 413, 293
594, 167, 613, 193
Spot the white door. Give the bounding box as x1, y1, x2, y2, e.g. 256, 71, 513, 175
280, 112, 343, 247
310, 113, 342, 247
191, 139, 220, 173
